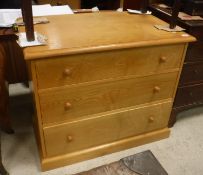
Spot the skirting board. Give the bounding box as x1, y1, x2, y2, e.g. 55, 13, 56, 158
41, 128, 170, 171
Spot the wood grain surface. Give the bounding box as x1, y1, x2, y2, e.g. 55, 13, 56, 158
22, 12, 195, 60
35, 44, 184, 89
22, 12, 195, 171
39, 72, 177, 125
43, 100, 172, 156
41, 128, 170, 171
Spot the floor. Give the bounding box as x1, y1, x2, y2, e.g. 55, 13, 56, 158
1, 83, 203, 175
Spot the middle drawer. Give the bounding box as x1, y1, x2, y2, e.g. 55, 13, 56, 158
39, 72, 178, 125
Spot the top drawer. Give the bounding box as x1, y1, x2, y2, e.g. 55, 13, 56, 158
35, 44, 185, 89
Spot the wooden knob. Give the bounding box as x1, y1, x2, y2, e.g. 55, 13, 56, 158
63, 68, 71, 76
148, 116, 154, 123
67, 135, 73, 142
159, 56, 167, 63
65, 102, 72, 110
154, 86, 161, 93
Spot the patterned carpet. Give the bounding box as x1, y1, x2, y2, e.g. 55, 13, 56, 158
75, 150, 168, 175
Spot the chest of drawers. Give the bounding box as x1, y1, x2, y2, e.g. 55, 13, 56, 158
22, 12, 195, 171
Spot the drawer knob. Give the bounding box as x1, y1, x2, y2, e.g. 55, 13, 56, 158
148, 116, 154, 123
65, 102, 72, 110
63, 68, 71, 76
160, 56, 167, 63
67, 135, 73, 142
154, 86, 161, 93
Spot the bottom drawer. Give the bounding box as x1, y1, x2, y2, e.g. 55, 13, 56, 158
174, 83, 203, 107
44, 101, 172, 157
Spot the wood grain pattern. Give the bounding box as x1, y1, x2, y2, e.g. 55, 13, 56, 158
21, 12, 194, 171
30, 62, 47, 157
42, 128, 170, 171
35, 44, 184, 89
149, 4, 203, 127
22, 12, 195, 60
39, 72, 177, 125
44, 100, 172, 157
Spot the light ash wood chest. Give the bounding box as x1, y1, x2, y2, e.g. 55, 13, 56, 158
22, 12, 195, 171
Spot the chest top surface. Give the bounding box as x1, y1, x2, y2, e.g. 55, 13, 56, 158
22, 12, 195, 60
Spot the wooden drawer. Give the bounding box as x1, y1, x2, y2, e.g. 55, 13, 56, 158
35, 44, 184, 89
40, 72, 178, 125
179, 62, 203, 86
185, 41, 203, 62
174, 83, 203, 107
44, 101, 172, 157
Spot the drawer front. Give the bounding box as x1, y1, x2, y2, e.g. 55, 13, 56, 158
179, 62, 203, 85
185, 41, 203, 62
36, 44, 184, 89
44, 101, 172, 157
174, 83, 203, 107
40, 72, 178, 125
